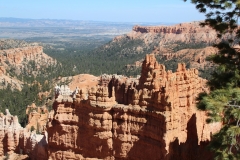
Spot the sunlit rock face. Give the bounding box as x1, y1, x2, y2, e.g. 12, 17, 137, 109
25, 103, 49, 134
132, 22, 216, 35
0, 46, 55, 66
120, 22, 222, 75
47, 54, 221, 160
0, 109, 48, 160
0, 45, 57, 90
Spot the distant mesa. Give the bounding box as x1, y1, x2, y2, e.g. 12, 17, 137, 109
132, 22, 213, 34
116, 21, 220, 76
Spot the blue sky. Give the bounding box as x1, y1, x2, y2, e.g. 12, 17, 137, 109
0, 0, 205, 23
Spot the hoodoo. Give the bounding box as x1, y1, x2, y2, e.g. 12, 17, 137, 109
0, 109, 48, 160
47, 54, 221, 160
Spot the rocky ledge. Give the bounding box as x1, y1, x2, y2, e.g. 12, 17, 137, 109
132, 22, 214, 34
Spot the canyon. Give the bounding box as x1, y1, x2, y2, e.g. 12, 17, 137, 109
0, 52, 221, 159
111, 22, 220, 76
0, 22, 224, 159
46, 54, 221, 160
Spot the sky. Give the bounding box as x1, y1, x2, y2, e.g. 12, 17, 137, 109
0, 0, 205, 23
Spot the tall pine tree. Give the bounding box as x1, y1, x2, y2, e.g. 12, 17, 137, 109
184, 0, 240, 159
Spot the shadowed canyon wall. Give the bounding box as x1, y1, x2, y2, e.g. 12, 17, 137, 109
47, 54, 221, 160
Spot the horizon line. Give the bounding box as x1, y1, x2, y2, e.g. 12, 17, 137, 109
0, 17, 202, 25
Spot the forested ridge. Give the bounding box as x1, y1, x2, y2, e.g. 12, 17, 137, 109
0, 48, 64, 126
44, 34, 214, 78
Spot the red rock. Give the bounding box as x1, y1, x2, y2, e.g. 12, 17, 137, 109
0, 66, 6, 76
0, 46, 55, 66
26, 103, 49, 134
0, 109, 48, 160
133, 22, 214, 34
0, 46, 57, 90
123, 22, 221, 71
47, 54, 221, 159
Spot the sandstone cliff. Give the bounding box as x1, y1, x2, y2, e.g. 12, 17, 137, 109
133, 22, 215, 34
0, 45, 56, 75
130, 22, 217, 44
111, 22, 221, 77
0, 40, 56, 90
59, 74, 99, 90
127, 46, 217, 72
72, 21, 220, 77
47, 54, 221, 160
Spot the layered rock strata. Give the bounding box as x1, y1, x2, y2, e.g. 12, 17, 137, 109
0, 45, 56, 90
129, 22, 218, 44
132, 22, 215, 34
0, 109, 48, 160
0, 46, 56, 70
115, 22, 221, 73
47, 54, 221, 160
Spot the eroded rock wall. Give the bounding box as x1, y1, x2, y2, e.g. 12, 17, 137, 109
132, 22, 214, 34
26, 103, 49, 133
0, 45, 57, 90
0, 46, 53, 65
0, 109, 48, 160
47, 54, 221, 160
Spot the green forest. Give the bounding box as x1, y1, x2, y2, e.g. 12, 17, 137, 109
1, 0, 240, 159
0, 60, 60, 126
44, 36, 214, 78
0, 33, 216, 127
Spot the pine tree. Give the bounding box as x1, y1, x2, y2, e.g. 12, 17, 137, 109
184, 0, 240, 159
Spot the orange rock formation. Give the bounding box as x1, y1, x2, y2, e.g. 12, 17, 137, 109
0, 46, 56, 90
0, 66, 6, 76
129, 22, 218, 44
47, 54, 221, 159
112, 21, 222, 73
0, 109, 48, 160
133, 22, 215, 34
0, 46, 54, 66
26, 103, 49, 133
70, 74, 99, 90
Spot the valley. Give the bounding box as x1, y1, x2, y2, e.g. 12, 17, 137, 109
0, 19, 223, 160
